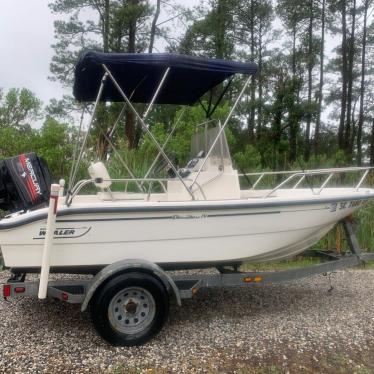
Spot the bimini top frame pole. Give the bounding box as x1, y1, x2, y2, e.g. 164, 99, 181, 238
66, 72, 108, 205
68, 104, 86, 193
106, 75, 174, 193
68, 64, 195, 202
142, 107, 187, 183
102, 64, 195, 200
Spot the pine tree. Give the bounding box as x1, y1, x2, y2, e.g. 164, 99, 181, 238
356, 0, 370, 165
49, 0, 155, 152
234, 0, 273, 139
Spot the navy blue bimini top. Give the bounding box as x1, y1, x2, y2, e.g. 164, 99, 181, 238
73, 51, 258, 104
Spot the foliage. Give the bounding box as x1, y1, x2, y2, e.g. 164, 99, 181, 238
105, 103, 233, 183
357, 201, 374, 250
48, 0, 161, 150
0, 126, 38, 159
0, 88, 77, 182
45, 0, 374, 165
179, 0, 235, 59
0, 88, 42, 129
241, 257, 321, 271
33, 117, 76, 180
233, 144, 262, 172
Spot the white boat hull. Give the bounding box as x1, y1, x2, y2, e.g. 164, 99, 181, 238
1, 188, 373, 272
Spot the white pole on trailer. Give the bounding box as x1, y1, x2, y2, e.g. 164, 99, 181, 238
38, 183, 60, 299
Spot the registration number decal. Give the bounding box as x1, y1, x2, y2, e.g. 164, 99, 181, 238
330, 200, 362, 212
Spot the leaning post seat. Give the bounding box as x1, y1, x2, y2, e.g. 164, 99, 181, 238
88, 162, 112, 190
0, 153, 52, 212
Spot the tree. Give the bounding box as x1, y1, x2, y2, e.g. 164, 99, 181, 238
356, 0, 370, 165
304, 0, 317, 161
49, 0, 157, 150
314, 0, 326, 155
328, 0, 363, 159
0, 88, 42, 160
334, 0, 349, 151
344, 0, 357, 157
34, 117, 76, 179
371, 118, 374, 165
0, 126, 38, 159
43, 0, 374, 169
0, 88, 42, 129
325, 0, 372, 162
234, 0, 274, 139
45, 95, 79, 122
179, 0, 235, 59
148, 0, 161, 53
277, 0, 309, 163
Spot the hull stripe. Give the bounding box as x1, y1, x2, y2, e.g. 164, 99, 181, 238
56, 210, 282, 223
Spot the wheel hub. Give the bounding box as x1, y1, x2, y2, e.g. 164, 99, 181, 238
124, 300, 138, 314
108, 286, 156, 335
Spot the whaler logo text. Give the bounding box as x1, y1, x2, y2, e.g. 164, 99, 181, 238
34, 226, 91, 239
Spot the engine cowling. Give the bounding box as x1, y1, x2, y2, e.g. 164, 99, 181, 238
0, 153, 52, 213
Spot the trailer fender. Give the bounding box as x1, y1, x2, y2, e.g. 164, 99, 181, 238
81, 259, 181, 311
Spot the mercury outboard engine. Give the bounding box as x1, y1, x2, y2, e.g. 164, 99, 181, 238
0, 153, 52, 213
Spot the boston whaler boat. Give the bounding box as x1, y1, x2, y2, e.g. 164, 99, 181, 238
1, 52, 374, 346
0, 51, 374, 273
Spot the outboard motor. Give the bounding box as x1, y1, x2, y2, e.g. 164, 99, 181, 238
0, 153, 52, 213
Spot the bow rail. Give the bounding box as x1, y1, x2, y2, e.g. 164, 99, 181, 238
239, 166, 374, 197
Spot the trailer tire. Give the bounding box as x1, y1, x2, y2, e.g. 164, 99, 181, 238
90, 272, 169, 346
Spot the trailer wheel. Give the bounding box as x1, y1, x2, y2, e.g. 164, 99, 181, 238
90, 272, 169, 346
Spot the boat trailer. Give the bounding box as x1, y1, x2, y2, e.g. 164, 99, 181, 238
2, 218, 374, 346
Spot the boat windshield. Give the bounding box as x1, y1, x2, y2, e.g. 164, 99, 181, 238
191, 127, 232, 167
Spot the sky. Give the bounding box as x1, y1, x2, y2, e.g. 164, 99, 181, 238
0, 1, 66, 103
0, 0, 199, 107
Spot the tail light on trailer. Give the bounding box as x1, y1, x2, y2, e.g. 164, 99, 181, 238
243, 275, 263, 283
14, 287, 25, 294
3, 284, 11, 298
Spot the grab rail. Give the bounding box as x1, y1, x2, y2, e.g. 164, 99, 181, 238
67, 177, 206, 206
239, 166, 374, 197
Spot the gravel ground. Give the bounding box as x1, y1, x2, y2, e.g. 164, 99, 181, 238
1, 269, 374, 373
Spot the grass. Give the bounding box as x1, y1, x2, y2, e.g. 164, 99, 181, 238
241, 257, 321, 271
242, 258, 374, 272
362, 260, 374, 269
356, 201, 374, 250
315, 201, 374, 253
